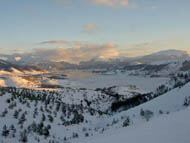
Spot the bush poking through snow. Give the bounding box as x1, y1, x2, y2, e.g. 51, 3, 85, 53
140, 109, 154, 121
184, 96, 190, 106
123, 116, 130, 127
2, 125, 9, 137
159, 110, 163, 114
19, 130, 28, 143
85, 132, 89, 137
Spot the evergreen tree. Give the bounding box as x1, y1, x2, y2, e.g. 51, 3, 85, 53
2, 125, 9, 137
19, 130, 28, 143
18, 113, 26, 124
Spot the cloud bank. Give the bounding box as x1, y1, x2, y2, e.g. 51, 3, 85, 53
58, 0, 138, 8
10, 41, 119, 64
83, 24, 100, 34
35, 42, 119, 63
39, 40, 83, 46
91, 0, 137, 8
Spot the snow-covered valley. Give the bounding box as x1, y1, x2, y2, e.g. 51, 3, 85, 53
0, 58, 190, 143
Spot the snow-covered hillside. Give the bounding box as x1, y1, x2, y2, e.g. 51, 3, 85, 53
83, 106, 190, 143
0, 57, 189, 143
0, 74, 189, 143
76, 82, 190, 143
0, 87, 114, 143
135, 49, 189, 64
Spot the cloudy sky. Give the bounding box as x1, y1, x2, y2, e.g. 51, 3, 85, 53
0, 0, 190, 62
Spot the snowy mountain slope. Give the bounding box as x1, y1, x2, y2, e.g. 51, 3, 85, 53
0, 59, 189, 143
152, 49, 188, 56
0, 60, 49, 88
0, 74, 51, 89
0, 87, 116, 143
181, 60, 190, 71
82, 106, 190, 143
75, 82, 190, 143
116, 81, 190, 121
0, 76, 189, 143
127, 59, 190, 77
135, 49, 189, 64
0, 60, 45, 73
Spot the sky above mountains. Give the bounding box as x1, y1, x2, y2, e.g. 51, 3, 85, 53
0, 0, 190, 61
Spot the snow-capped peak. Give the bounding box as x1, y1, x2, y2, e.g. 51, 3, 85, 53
152, 49, 189, 57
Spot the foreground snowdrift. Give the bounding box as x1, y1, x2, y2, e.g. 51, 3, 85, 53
86, 106, 190, 143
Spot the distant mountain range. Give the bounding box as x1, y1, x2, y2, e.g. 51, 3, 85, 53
0, 49, 189, 71
0, 59, 45, 72
135, 49, 189, 64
